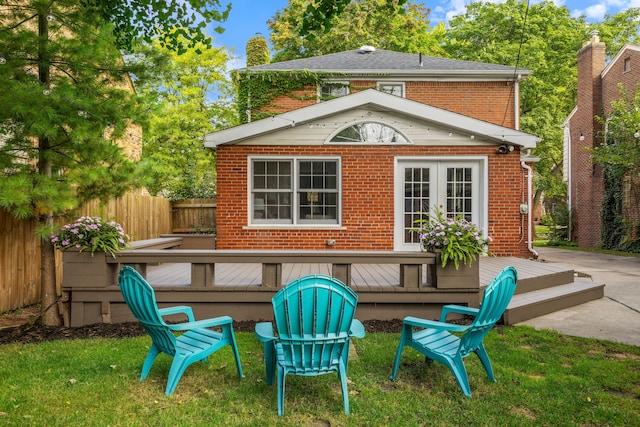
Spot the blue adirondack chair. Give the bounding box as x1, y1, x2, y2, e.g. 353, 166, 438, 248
255, 274, 365, 416
118, 266, 244, 395
390, 266, 518, 397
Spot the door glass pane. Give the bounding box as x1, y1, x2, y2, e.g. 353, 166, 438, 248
404, 167, 430, 244
446, 167, 472, 221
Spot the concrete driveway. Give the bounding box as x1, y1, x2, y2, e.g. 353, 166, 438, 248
519, 247, 640, 347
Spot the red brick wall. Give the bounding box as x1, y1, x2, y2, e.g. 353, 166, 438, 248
255, 80, 516, 127
602, 48, 640, 231
571, 37, 606, 248
406, 81, 516, 128
216, 145, 531, 257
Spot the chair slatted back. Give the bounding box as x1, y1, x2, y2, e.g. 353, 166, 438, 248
272, 275, 358, 374
459, 266, 517, 357
119, 266, 177, 356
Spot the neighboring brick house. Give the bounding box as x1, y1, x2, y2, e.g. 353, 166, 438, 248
564, 33, 640, 248
205, 47, 539, 257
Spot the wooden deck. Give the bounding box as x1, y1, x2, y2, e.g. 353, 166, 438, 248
142, 256, 604, 326
61, 239, 604, 327
146, 256, 568, 289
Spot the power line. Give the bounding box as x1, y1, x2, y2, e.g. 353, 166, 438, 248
502, 0, 531, 128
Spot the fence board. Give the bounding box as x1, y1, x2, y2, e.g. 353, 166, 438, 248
0, 193, 172, 313
171, 198, 216, 234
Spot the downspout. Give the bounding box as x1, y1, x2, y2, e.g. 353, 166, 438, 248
521, 152, 538, 257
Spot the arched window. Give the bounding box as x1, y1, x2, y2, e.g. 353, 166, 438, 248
330, 122, 408, 144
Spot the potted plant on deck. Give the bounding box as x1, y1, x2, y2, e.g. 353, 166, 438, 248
413, 208, 492, 289
52, 216, 131, 288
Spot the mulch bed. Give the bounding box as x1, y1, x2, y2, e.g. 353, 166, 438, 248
0, 319, 406, 345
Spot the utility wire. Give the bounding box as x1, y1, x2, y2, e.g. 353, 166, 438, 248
502, 0, 531, 128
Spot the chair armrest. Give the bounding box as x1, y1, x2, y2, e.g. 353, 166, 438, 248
403, 316, 469, 333
255, 322, 277, 343
349, 319, 365, 339
439, 304, 480, 323
167, 315, 233, 331
158, 305, 195, 323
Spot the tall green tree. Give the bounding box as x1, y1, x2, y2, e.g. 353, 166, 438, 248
268, 0, 442, 62
294, 0, 408, 38
0, 0, 235, 325
594, 8, 640, 57
133, 36, 236, 200
85, 0, 231, 54
443, 0, 587, 206
0, 1, 143, 324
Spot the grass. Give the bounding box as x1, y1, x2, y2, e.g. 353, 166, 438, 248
1, 327, 639, 426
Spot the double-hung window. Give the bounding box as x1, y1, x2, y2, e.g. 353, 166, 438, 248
251, 158, 340, 225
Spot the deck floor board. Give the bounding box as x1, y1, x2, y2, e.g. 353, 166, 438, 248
146, 257, 570, 289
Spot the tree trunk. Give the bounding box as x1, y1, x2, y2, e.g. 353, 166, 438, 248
37, 9, 61, 326
40, 225, 61, 326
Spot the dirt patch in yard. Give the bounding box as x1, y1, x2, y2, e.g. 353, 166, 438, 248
0, 306, 405, 345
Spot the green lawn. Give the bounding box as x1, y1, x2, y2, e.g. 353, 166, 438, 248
1, 327, 639, 426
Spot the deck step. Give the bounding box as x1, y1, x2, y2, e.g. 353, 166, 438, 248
503, 278, 605, 325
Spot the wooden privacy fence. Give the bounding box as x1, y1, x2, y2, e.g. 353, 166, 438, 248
0, 193, 172, 313
171, 198, 216, 234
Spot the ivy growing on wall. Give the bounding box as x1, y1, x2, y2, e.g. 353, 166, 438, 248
231, 70, 361, 123
593, 84, 640, 252
601, 165, 627, 249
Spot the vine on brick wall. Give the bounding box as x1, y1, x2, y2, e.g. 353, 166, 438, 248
601, 165, 626, 249
601, 165, 640, 252
231, 70, 354, 123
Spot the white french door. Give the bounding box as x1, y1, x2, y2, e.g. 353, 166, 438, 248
394, 158, 487, 251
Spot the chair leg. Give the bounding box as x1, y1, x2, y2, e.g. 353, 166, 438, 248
226, 326, 245, 379
390, 326, 410, 380
263, 341, 276, 386
140, 344, 161, 381
277, 366, 286, 416
338, 359, 351, 415
475, 344, 496, 382
448, 356, 472, 397
165, 356, 190, 395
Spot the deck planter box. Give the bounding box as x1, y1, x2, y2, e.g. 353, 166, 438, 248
427, 252, 480, 289
62, 250, 118, 288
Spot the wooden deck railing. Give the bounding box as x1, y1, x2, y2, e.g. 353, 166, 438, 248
110, 249, 437, 289
60, 236, 482, 327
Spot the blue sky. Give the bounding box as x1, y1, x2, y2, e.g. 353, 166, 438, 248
211, 0, 637, 65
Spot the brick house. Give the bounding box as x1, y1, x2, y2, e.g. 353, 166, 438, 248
564, 33, 640, 248
205, 47, 539, 257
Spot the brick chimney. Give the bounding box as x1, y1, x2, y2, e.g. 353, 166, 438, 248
571, 31, 606, 247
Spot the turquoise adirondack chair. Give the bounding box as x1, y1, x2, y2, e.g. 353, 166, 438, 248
118, 266, 244, 395
255, 274, 365, 416
390, 266, 518, 397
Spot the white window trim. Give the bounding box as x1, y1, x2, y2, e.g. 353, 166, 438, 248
377, 81, 406, 98
394, 156, 489, 251
247, 155, 343, 228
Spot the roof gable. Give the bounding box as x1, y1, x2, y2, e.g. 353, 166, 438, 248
244, 48, 531, 80
204, 89, 538, 149
602, 44, 640, 79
